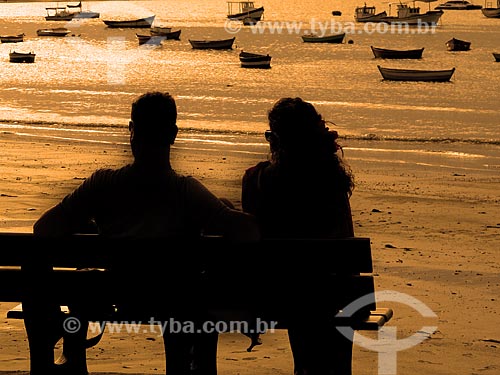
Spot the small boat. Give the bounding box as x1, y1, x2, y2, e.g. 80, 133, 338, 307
45, 6, 75, 21
136, 34, 165, 45
371, 46, 424, 59
150, 28, 181, 40
103, 15, 155, 28
37, 27, 71, 37
301, 32, 345, 43
332, 10, 342, 16
227, 1, 264, 23
493, 52, 500, 62
239, 51, 271, 69
446, 37, 471, 51
435, 0, 482, 9
354, 4, 388, 22
150, 26, 172, 35
380, 3, 444, 25
377, 65, 455, 81
9, 51, 36, 63
68, 2, 100, 18
481, 0, 500, 17
0, 33, 25, 43
188, 37, 235, 50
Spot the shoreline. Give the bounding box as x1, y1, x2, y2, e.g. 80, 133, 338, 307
1, 130, 499, 374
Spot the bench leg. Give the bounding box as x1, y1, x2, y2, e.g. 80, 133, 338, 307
55, 316, 90, 375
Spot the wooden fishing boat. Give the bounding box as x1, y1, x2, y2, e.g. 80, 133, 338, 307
371, 46, 424, 59
377, 65, 456, 81
446, 37, 471, 51
150, 29, 181, 40
103, 15, 155, 28
435, 0, 482, 9
354, 4, 388, 22
136, 34, 165, 45
0, 33, 25, 43
301, 33, 345, 43
227, 1, 264, 23
481, 0, 500, 17
36, 28, 71, 37
239, 51, 271, 68
9, 51, 36, 63
188, 37, 235, 50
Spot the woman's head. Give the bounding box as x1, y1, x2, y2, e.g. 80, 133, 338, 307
265, 97, 354, 193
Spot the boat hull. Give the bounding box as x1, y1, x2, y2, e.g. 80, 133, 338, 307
189, 37, 235, 50
9, 52, 35, 63
493, 52, 500, 62
228, 6, 264, 21
446, 38, 471, 51
103, 15, 155, 28
301, 33, 345, 43
481, 7, 500, 17
377, 65, 455, 81
239, 51, 271, 68
136, 34, 165, 45
379, 10, 444, 25
371, 46, 424, 59
37, 28, 71, 37
0, 34, 24, 43
151, 29, 181, 40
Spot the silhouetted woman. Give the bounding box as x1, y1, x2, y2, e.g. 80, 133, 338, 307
242, 97, 355, 375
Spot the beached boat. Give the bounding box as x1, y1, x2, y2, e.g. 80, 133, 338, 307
435, 0, 482, 9
301, 33, 345, 43
446, 37, 471, 51
189, 37, 235, 50
492, 52, 500, 61
36, 28, 71, 37
481, 0, 500, 17
150, 28, 181, 40
377, 65, 455, 81
136, 34, 165, 45
371, 46, 424, 59
0, 33, 25, 43
9, 51, 36, 63
103, 15, 155, 28
227, 1, 264, 23
354, 4, 388, 22
379, 2, 444, 25
239, 51, 271, 68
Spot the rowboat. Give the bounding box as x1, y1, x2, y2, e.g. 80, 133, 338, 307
493, 52, 500, 62
301, 33, 345, 43
0, 33, 25, 43
136, 34, 165, 45
446, 37, 471, 51
9, 51, 36, 63
37, 28, 71, 37
239, 51, 271, 69
371, 46, 424, 59
188, 37, 235, 50
150, 29, 181, 40
103, 15, 155, 28
377, 65, 455, 81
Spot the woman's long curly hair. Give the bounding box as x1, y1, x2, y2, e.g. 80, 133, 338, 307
266, 97, 354, 195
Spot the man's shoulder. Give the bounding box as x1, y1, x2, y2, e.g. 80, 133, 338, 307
244, 161, 271, 176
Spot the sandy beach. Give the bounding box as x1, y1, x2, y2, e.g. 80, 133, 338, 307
1, 130, 499, 375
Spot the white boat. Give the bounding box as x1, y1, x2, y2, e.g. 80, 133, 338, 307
354, 4, 388, 22
435, 0, 482, 9
481, 0, 500, 17
379, 2, 444, 25
227, 1, 264, 23
377, 65, 455, 81
103, 15, 155, 28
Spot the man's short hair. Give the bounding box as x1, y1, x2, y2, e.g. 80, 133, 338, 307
130, 92, 177, 145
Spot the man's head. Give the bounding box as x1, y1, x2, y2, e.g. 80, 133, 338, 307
129, 92, 178, 158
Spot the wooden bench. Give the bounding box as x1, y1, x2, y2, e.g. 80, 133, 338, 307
0, 233, 393, 374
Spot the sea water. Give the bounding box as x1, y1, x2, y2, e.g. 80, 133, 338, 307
0, 0, 498, 168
